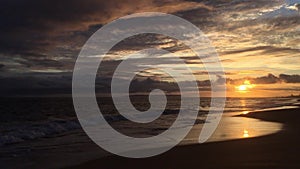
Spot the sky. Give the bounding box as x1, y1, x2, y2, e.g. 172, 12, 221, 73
0, 0, 300, 97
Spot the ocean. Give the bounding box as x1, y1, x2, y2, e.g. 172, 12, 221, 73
1, 96, 299, 168
0, 96, 298, 146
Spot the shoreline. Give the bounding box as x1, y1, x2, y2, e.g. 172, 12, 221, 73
68, 108, 300, 169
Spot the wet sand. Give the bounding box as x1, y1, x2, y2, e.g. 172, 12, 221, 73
69, 108, 300, 169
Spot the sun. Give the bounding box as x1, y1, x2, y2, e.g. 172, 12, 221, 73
236, 80, 256, 92
238, 85, 247, 91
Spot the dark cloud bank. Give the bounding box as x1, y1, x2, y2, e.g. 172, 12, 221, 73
227, 73, 300, 85
1, 73, 300, 96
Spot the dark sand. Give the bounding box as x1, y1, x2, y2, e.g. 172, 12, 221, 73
68, 108, 300, 169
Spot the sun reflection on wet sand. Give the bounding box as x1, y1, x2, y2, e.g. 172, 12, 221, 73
181, 99, 284, 145
207, 115, 282, 142
243, 129, 249, 138
182, 112, 283, 145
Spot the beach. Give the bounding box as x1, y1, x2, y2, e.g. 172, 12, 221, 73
69, 108, 300, 169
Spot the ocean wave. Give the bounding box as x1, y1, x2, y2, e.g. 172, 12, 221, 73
0, 119, 81, 146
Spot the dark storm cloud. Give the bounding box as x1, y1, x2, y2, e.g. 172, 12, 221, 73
0, 0, 100, 54
0, 64, 4, 70
0, 0, 211, 75
0, 0, 208, 56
